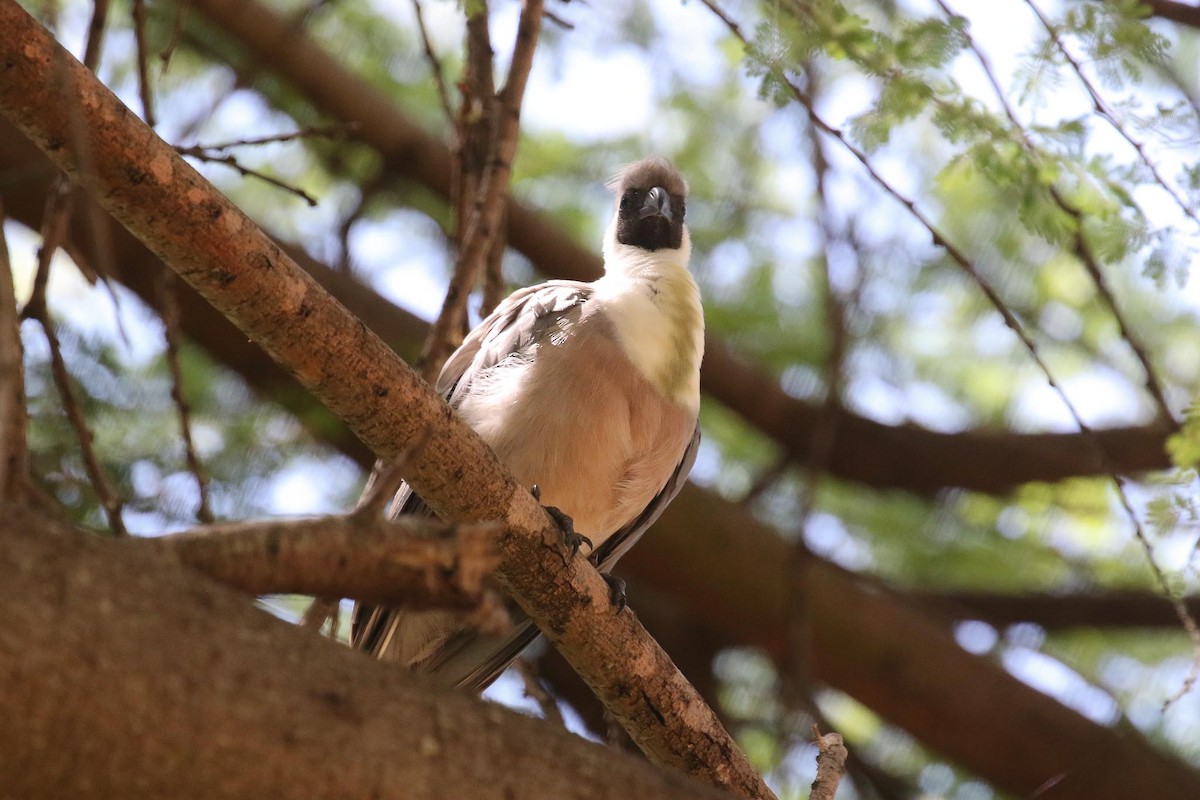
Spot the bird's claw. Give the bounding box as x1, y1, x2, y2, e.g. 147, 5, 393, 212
531, 485, 592, 560
602, 574, 627, 612
548, 505, 591, 556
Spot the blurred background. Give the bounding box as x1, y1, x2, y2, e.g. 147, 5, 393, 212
5, 0, 1200, 797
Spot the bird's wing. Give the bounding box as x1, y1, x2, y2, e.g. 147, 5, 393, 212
350, 281, 592, 669
436, 281, 595, 401
592, 422, 701, 573
428, 419, 701, 692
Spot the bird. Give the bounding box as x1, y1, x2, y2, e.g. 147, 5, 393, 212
351, 156, 704, 691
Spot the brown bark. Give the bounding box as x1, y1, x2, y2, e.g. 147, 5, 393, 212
148, 516, 500, 608
0, 503, 734, 800
0, 197, 26, 501
0, 8, 772, 797
185, 0, 1176, 496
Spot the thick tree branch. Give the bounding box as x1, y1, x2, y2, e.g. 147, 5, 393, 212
147, 515, 501, 608
0, 503, 735, 800
643, 484, 1200, 798
0, 8, 772, 797
1133, 0, 1200, 29
0, 198, 26, 501
803, 559, 1200, 797
911, 588, 1200, 630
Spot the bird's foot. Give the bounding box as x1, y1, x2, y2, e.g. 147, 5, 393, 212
531, 484, 592, 560
602, 574, 628, 612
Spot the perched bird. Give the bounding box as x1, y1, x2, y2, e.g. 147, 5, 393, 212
351, 157, 704, 691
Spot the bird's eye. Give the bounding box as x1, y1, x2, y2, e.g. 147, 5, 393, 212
620, 191, 637, 211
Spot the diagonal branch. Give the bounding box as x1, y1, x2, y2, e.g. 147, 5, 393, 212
0, 7, 772, 797
421, 0, 542, 381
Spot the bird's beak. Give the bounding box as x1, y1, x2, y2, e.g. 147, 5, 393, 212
639, 186, 672, 222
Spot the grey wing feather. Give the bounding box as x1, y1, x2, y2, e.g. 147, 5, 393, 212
351, 281, 592, 680
437, 281, 594, 401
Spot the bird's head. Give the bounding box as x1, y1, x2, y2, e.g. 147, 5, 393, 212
603, 157, 691, 275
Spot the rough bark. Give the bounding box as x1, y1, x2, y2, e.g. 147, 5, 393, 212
185, 0, 1175, 496
0, 503, 734, 800
147, 516, 501, 608
0, 8, 771, 797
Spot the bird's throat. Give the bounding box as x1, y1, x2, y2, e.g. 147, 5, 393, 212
593, 265, 704, 411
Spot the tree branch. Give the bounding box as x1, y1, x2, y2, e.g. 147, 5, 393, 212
809, 726, 849, 800
0, 8, 772, 797
147, 515, 501, 607
0, 503, 736, 800
0, 198, 26, 502
1133, 0, 1200, 29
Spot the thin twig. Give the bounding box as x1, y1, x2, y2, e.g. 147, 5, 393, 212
410, 0, 454, 124
933, 0, 1199, 698
19, 172, 127, 534
184, 123, 358, 152
458, 0, 542, 261
175, 146, 319, 206
809, 725, 849, 800
934, 0, 1173, 424
335, 170, 388, 274
424, 0, 543, 380
159, 270, 214, 523
39, 319, 127, 535
160, 0, 193, 71
543, 7, 573, 30
20, 180, 70, 323
131, 0, 155, 126
516, 658, 567, 728
0, 197, 28, 502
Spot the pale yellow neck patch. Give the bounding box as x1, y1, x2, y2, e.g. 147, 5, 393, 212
596, 223, 704, 411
